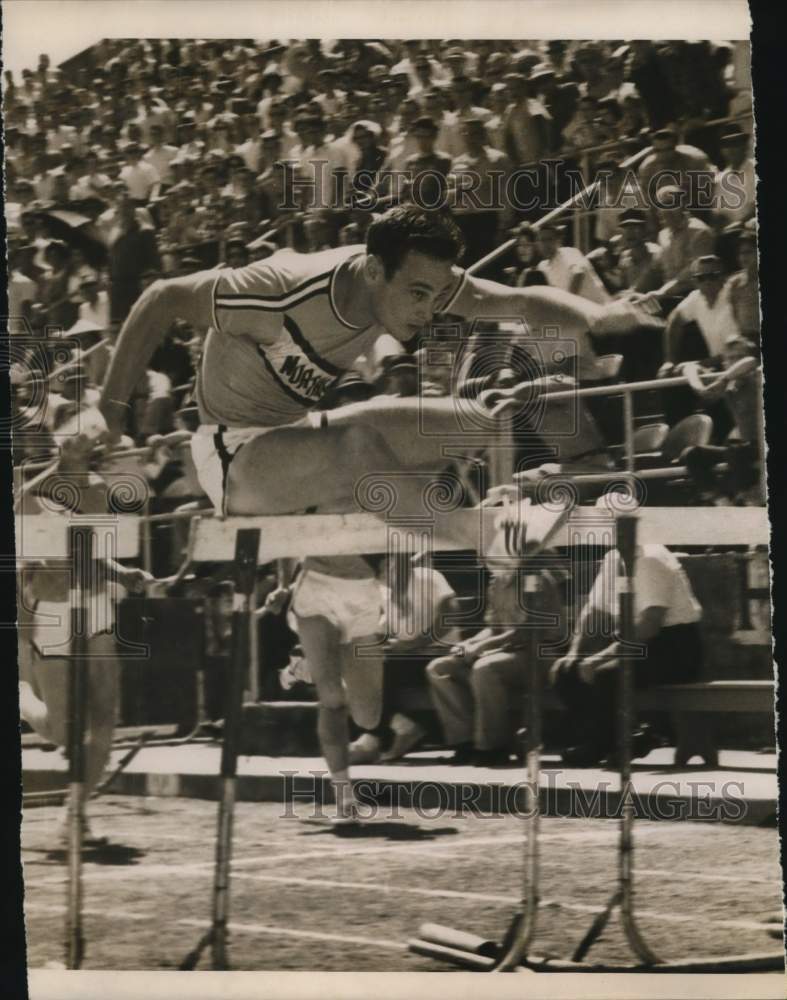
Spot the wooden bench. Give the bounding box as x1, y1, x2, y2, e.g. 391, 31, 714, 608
396, 674, 775, 768
541, 680, 775, 767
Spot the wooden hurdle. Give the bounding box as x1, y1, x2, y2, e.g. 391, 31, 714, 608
20, 505, 776, 972
18, 516, 139, 970
407, 505, 781, 974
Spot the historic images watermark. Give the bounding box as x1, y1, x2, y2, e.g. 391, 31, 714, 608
278, 769, 749, 823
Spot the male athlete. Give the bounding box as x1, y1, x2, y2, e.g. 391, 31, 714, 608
99, 206, 656, 521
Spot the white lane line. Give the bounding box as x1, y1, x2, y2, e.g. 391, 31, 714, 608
230, 872, 780, 932
23, 903, 406, 952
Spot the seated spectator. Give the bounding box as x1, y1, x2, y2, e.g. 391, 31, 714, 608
616, 208, 664, 294
503, 221, 547, 287
550, 494, 703, 766
662, 255, 741, 365
725, 222, 760, 346
536, 222, 612, 304
484, 81, 510, 151
426, 549, 563, 766
637, 127, 714, 201
593, 159, 645, 244
8, 243, 38, 333
69, 149, 113, 199
561, 90, 615, 161
40, 239, 78, 328
714, 129, 756, 226
644, 187, 716, 304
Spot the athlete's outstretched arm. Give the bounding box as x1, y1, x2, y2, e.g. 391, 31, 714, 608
99, 270, 217, 437
450, 274, 605, 335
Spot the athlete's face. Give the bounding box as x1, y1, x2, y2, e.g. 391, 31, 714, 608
368, 250, 456, 340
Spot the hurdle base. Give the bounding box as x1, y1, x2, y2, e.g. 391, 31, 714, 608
408, 924, 785, 974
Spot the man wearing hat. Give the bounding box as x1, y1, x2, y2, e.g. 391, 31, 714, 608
536, 222, 612, 305
617, 208, 664, 294
439, 76, 493, 158
637, 126, 714, 198
725, 223, 760, 346
646, 186, 715, 303
714, 129, 756, 225
119, 141, 160, 202
662, 255, 742, 366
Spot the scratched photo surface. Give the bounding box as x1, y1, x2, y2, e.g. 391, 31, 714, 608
5, 2, 782, 998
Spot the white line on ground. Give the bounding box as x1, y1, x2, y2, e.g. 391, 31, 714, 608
23, 903, 407, 952
229, 872, 780, 932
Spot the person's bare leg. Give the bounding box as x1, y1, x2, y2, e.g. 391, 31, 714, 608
341, 636, 383, 732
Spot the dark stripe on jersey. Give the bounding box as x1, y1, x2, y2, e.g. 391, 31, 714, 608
216, 267, 333, 303
256, 346, 315, 406
215, 284, 329, 314
283, 315, 343, 376
328, 263, 365, 330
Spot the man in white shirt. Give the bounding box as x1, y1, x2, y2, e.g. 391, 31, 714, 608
536, 222, 612, 305
143, 124, 179, 185
550, 497, 703, 765
663, 255, 742, 363
119, 142, 160, 202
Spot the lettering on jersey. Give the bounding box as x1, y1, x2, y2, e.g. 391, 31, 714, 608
259, 315, 342, 405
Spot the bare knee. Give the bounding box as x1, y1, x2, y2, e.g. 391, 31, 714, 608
318, 686, 347, 712
426, 655, 460, 682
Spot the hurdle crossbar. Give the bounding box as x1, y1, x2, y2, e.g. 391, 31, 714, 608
186, 506, 768, 564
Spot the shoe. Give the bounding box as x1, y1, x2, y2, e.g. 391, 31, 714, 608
473, 748, 515, 768
56, 813, 108, 849
348, 732, 381, 765
379, 715, 425, 761
561, 743, 606, 767
330, 786, 365, 832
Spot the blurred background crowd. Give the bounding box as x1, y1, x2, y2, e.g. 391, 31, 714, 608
6, 38, 759, 546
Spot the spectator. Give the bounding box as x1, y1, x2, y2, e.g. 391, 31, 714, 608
529, 63, 576, 153
449, 117, 513, 240
636, 127, 714, 201
637, 186, 714, 305
403, 116, 452, 207
439, 76, 492, 157
662, 255, 742, 366
40, 240, 77, 328
7, 243, 38, 333
714, 129, 756, 226
725, 223, 760, 346
119, 141, 160, 202
143, 123, 179, 185
536, 222, 612, 304
550, 495, 703, 766
616, 208, 664, 294
503, 222, 547, 287
484, 82, 510, 151
593, 160, 645, 244
426, 554, 563, 766
77, 273, 111, 329
108, 193, 161, 322
502, 72, 549, 166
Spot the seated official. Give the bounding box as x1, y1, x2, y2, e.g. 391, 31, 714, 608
549, 495, 704, 766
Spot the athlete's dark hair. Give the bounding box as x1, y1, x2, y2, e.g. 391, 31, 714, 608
366, 206, 465, 278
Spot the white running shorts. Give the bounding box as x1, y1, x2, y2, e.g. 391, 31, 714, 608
289, 569, 384, 643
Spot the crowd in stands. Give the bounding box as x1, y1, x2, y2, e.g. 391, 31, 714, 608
7, 39, 764, 767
